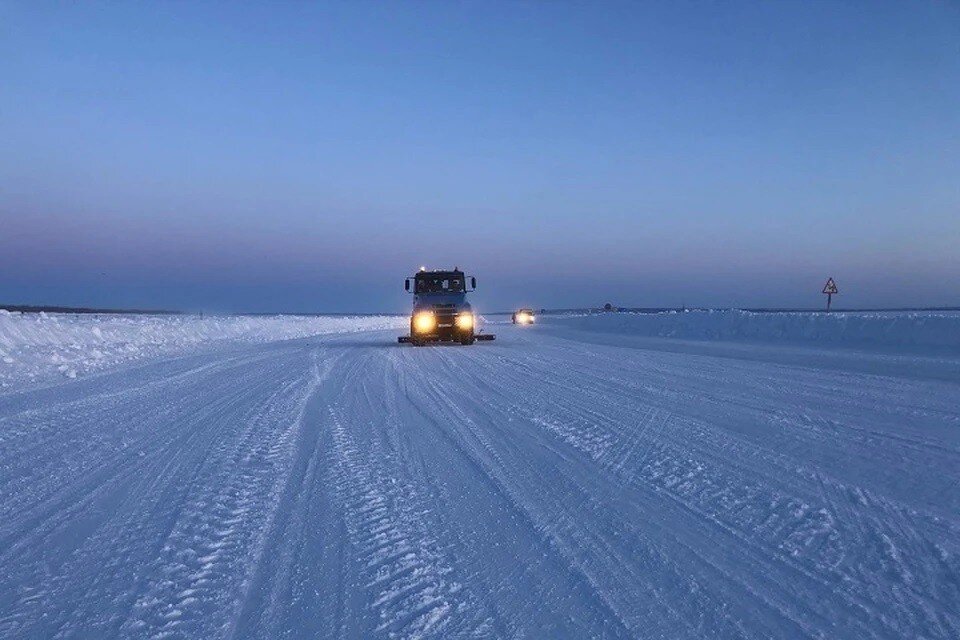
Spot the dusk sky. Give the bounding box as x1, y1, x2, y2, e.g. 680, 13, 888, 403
2, 2, 958, 313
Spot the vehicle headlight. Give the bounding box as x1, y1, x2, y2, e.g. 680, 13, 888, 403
455, 312, 474, 330
413, 311, 436, 333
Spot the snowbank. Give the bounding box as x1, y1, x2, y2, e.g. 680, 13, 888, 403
0, 311, 405, 390
542, 309, 960, 354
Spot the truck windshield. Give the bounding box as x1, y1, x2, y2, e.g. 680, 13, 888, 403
416, 275, 464, 293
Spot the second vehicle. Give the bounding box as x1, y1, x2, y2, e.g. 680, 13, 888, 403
512, 308, 536, 324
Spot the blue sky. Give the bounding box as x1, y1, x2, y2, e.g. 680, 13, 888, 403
2, 1, 958, 313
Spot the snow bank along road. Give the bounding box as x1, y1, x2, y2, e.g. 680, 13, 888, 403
0, 317, 958, 639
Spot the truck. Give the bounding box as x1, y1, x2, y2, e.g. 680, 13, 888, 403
398, 267, 495, 346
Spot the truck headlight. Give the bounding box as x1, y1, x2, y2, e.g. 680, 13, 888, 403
413, 311, 436, 333
455, 312, 474, 330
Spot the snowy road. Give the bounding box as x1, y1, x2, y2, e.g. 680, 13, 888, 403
1, 323, 958, 639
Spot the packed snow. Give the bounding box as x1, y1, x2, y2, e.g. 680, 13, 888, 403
0, 310, 404, 390
0, 310, 957, 638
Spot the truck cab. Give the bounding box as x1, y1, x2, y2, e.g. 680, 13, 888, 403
399, 268, 494, 346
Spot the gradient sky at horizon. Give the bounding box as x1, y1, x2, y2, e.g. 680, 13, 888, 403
2, 1, 959, 313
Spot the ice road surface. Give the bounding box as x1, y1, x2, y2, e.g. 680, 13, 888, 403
0, 311, 957, 639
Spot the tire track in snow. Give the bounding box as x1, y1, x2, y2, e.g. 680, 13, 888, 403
443, 351, 824, 637
509, 340, 960, 637
0, 352, 280, 540
0, 354, 287, 638
323, 392, 493, 639
398, 349, 693, 638
406, 338, 958, 638
0, 347, 322, 639
117, 354, 324, 639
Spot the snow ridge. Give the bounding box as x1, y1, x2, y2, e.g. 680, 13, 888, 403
543, 309, 960, 353
0, 311, 404, 390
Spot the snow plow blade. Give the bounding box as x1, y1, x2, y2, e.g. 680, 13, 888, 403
398, 334, 494, 343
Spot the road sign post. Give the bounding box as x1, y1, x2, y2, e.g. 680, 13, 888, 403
822, 277, 838, 310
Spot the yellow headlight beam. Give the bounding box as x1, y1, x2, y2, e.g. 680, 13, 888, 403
413, 311, 436, 333
455, 312, 474, 330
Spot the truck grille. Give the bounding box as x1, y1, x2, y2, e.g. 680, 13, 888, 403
435, 310, 457, 328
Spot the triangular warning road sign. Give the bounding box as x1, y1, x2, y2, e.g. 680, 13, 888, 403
822, 278, 838, 295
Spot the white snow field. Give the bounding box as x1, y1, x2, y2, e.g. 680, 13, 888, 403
0, 310, 958, 639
